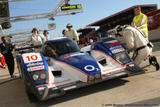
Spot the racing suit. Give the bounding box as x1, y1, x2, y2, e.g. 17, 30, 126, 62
66, 29, 79, 42
122, 26, 151, 65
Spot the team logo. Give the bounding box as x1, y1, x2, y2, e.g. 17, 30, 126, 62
84, 65, 95, 71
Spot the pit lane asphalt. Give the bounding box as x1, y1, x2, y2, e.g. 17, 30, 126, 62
0, 43, 160, 107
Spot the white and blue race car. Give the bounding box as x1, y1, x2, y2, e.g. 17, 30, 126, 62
16, 37, 143, 101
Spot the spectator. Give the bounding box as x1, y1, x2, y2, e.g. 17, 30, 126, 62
66, 23, 79, 43
0, 36, 16, 78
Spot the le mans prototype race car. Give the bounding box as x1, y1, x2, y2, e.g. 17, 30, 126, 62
16, 37, 143, 101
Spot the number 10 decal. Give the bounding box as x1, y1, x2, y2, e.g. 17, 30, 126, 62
22, 53, 42, 63
26, 55, 38, 61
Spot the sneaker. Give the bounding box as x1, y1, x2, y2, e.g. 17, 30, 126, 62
149, 56, 160, 71
154, 63, 160, 71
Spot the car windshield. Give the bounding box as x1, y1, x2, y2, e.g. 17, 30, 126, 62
48, 39, 80, 56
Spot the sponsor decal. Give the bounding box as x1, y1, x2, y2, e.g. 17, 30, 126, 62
109, 45, 122, 50
26, 62, 44, 67
84, 65, 95, 71
111, 48, 125, 53
27, 66, 44, 71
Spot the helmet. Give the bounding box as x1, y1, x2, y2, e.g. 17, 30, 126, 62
115, 25, 123, 33
114, 25, 126, 37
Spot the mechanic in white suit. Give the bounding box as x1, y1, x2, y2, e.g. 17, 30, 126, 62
115, 25, 159, 70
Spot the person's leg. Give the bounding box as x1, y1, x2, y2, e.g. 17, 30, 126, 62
10, 56, 15, 77
5, 56, 15, 77
5, 60, 12, 76
134, 47, 150, 66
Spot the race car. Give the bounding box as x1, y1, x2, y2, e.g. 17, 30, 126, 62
16, 37, 143, 101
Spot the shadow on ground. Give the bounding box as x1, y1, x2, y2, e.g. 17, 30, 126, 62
0, 77, 20, 85
35, 78, 129, 107
114, 97, 160, 107
0, 78, 35, 107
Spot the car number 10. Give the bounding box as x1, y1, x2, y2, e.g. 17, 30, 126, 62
22, 53, 42, 63
26, 55, 38, 61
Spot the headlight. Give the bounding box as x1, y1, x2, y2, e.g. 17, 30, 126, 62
89, 75, 95, 81
33, 74, 39, 81
95, 73, 101, 79
29, 70, 48, 85
40, 73, 46, 79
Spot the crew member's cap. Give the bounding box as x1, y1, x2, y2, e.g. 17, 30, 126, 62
66, 23, 72, 27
